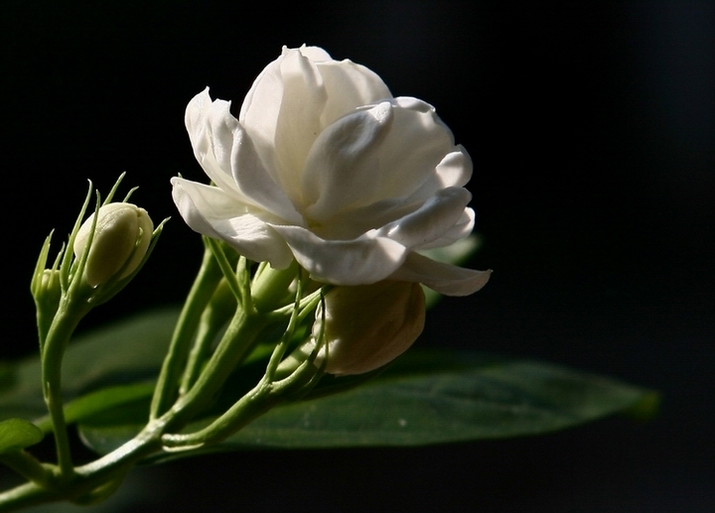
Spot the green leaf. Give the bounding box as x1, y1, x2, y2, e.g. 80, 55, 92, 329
0, 418, 43, 453
0, 307, 655, 464
79, 349, 655, 461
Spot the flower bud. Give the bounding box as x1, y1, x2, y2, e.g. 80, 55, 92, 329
315, 281, 426, 375
32, 269, 62, 341
73, 203, 153, 287
37, 269, 62, 307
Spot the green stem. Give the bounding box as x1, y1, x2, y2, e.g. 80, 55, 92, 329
162, 378, 279, 450
41, 380, 72, 477
0, 481, 60, 512
251, 261, 298, 312
179, 279, 236, 395
0, 323, 304, 511
150, 245, 222, 419
0, 418, 168, 512
169, 307, 270, 423
163, 353, 318, 450
41, 302, 91, 478
0, 452, 52, 488
0, 303, 274, 510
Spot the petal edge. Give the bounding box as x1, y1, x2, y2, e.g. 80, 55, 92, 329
389, 251, 491, 296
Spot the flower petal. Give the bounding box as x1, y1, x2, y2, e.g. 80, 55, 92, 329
377, 187, 472, 249
302, 102, 394, 221
238, 52, 288, 159
390, 251, 491, 296
272, 49, 328, 193
390, 146, 473, 214
302, 98, 465, 223
314, 57, 392, 127
304, 196, 423, 240
371, 97, 458, 200
229, 128, 305, 225
240, 47, 328, 202
268, 224, 408, 285
186, 89, 304, 225
436, 146, 472, 188
171, 177, 293, 268
413, 208, 475, 250
185, 89, 241, 195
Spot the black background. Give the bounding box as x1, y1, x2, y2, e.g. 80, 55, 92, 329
1, 1, 713, 511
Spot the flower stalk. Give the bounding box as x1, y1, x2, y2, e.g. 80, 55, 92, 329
11, 176, 168, 508
149, 240, 224, 419
0, 452, 52, 489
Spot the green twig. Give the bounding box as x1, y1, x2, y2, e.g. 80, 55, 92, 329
150, 243, 223, 419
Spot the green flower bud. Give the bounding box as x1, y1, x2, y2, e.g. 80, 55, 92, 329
73, 203, 153, 287
37, 269, 62, 308
32, 268, 63, 343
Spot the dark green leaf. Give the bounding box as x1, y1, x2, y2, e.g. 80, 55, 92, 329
0, 307, 655, 463
0, 418, 43, 453
79, 349, 655, 461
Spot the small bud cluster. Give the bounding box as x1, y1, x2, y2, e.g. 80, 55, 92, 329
31, 176, 166, 341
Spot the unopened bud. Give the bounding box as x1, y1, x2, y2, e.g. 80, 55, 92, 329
73, 203, 153, 287
37, 269, 62, 306
33, 269, 62, 340
314, 281, 425, 376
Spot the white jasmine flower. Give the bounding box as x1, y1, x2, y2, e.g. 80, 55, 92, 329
172, 45, 489, 295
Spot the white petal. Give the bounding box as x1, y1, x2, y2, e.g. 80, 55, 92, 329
186, 89, 304, 225
414, 208, 475, 250
389, 251, 491, 296
296, 45, 332, 61
185, 87, 212, 136
268, 224, 408, 285
436, 146, 472, 188
185, 89, 241, 195
238, 54, 286, 160
312, 96, 456, 205
370, 97, 457, 200
304, 196, 422, 240
272, 49, 328, 193
171, 178, 293, 268
229, 128, 304, 225
303, 97, 463, 222
302, 102, 394, 221
240, 48, 328, 201
238, 46, 331, 140
358, 145, 472, 217
394, 146, 473, 210
315, 58, 392, 127
377, 188, 472, 249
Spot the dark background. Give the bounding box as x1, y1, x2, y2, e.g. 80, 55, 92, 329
1, 1, 713, 511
